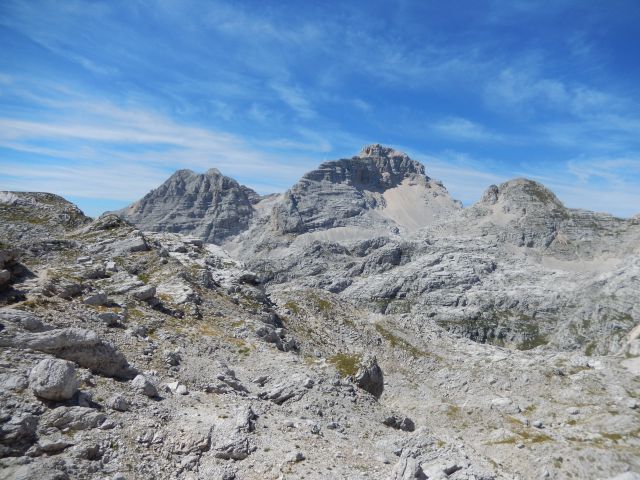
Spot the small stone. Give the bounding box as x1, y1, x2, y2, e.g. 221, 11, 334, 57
176, 384, 188, 395
302, 378, 314, 389
76, 391, 93, 407
383, 415, 415, 432
165, 351, 181, 366
83, 291, 108, 306
287, 451, 305, 463
99, 419, 117, 430
107, 394, 130, 412
252, 375, 269, 386
532, 420, 544, 429
98, 311, 121, 327
131, 374, 158, 397
567, 407, 580, 415
130, 285, 156, 301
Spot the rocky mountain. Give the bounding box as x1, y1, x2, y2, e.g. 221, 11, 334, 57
1, 145, 639, 480
117, 168, 260, 244
271, 144, 461, 236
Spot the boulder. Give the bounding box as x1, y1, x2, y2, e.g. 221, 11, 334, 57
108, 235, 149, 255
83, 291, 108, 306
354, 354, 384, 398
0, 308, 48, 332
29, 358, 78, 401
107, 394, 131, 412
383, 415, 415, 432
130, 285, 156, 301
98, 311, 122, 327
0, 327, 134, 378
42, 278, 83, 299
132, 374, 158, 397
43, 406, 106, 431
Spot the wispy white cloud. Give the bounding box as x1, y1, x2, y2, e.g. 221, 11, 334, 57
270, 83, 316, 119
0, 80, 325, 204
406, 149, 508, 205
431, 117, 505, 142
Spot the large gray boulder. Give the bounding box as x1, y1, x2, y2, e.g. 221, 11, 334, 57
29, 358, 78, 401
0, 327, 134, 378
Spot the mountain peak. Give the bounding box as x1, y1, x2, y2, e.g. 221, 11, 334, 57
301, 145, 426, 191
271, 146, 459, 235
480, 178, 564, 209
117, 168, 259, 244
357, 144, 408, 159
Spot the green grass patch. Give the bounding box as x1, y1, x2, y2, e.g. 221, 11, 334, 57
284, 300, 300, 315
375, 323, 428, 357
328, 353, 362, 377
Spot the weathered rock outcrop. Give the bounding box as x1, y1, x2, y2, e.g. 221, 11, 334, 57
0, 191, 90, 245
0, 327, 134, 378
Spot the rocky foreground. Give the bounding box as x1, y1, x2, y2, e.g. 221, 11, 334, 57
1, 145, 639, 479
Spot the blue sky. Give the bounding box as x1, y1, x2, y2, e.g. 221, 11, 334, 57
1, 0, 639, 217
